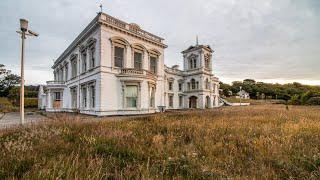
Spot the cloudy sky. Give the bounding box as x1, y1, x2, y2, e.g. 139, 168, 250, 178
0, 0, 319, 85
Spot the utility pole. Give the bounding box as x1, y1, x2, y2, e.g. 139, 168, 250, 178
17, 19, 39, 124
239, 86, 242, 106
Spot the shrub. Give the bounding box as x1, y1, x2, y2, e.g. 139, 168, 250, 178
0, 97, 15, 113
305, 97, 320, 105
24, 98, 38, 108
290, 94, 300, 105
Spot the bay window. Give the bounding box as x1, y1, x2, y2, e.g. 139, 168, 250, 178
125, 85, 138, 108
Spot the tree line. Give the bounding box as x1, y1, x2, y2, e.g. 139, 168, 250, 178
220, 79, 320, 105
1, 64, 320, 106
0, 64, 38, 107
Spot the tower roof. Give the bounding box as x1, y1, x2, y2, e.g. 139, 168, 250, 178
181, 44, 213, 54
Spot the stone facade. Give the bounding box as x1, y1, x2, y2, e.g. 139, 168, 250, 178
39, 12, 220, 116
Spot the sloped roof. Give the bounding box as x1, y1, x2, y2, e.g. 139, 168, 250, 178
181, 44, 213, 53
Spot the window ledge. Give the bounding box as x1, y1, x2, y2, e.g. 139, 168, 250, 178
88, 68, 95, 72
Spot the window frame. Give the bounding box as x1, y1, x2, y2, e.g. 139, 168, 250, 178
114, 46, 125, 68
125, 84, 139, 109
178, 83, 182, 91
89, 83, 95, 108
89, 46, 95, 69
149, 85, 155, 108
149, 55, 158, 74
168, 94, 174, 108
64, 63, 68, 81
168, 81, 173, 91
133, 51, 143, 70
191, 79, 196, 90
179, 95, 183, 107
70, 86, 78, 109
71, 58, 77, 78
54, 92, 61, 101
81, 85, 87, 108
81, 49, 87, 73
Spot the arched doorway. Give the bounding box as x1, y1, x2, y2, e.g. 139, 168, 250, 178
189, 96, 198, 108
206, 96, 210, 108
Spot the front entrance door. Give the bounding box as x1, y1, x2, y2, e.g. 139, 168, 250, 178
189, 96, 197, 108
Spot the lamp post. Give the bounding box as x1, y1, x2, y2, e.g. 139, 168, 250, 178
239, 86, 242, 106
17, 19, 38, 124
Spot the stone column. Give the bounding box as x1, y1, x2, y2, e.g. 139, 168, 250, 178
126, 45, 132, 68
143, 50, 149, 70
47, 90, 52, 109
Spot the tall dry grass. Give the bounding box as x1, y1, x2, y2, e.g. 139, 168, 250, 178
0, 105, 319, 179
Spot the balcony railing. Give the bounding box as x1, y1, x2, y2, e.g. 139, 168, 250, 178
46, 81, 65, 85
118, 68, 157, 80
120, 68, 143, 75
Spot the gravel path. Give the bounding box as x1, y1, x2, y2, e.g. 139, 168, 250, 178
0, 112, 48, 129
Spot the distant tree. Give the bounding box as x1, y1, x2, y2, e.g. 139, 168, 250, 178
243, 79, 256, 85
219, 82, 232, 97
0, 64, 10, 77
220, 79, 320, 105
0, 64, 21, 97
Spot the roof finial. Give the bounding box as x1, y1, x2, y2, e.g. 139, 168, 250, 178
99, 3, 103, 13
196, 35, 199, 46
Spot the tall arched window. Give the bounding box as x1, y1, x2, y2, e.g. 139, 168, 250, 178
188, 54, 198, 69
189, 59, 193, 69
89, 45, 96, 69
132, 44, 146, 71
148, 49, 160, 74
110, 37, 129, 68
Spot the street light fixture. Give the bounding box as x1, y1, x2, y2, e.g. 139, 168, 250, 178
16, 19, 39, 124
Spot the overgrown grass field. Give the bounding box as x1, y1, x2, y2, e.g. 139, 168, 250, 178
0, 105, 320, 179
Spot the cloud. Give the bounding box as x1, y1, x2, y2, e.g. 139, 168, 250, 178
0, 0, 319, 85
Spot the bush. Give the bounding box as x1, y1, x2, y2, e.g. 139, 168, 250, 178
305, 97, 320, 105
24, 98, 38, 108
0, 97, 15, 113
290, 94, 300, 105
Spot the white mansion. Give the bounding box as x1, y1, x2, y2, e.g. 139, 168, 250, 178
38, 12, 220, 116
